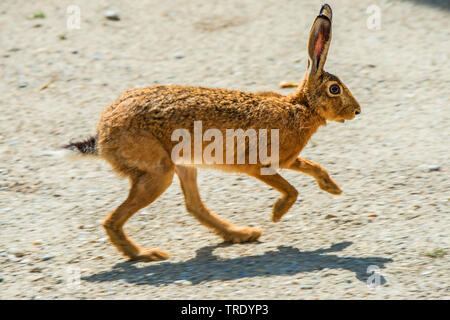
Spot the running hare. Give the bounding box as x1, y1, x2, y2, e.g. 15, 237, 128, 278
65, 4, 360, 262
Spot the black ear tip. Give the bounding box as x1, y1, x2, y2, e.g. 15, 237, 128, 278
320, 4, 333, 21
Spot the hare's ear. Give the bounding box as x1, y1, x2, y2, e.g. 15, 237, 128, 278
307, 4, 333, 76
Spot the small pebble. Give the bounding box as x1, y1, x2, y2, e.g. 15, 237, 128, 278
427, 165, 440, 172
19, 82, 27, 88
30, 267, 43, 273
343, 284, 353, 289
7, 254, 20, 262
300, 285, 313, 290
174, 280, 192, 286
173, 52, 185, 59
30, 275, 44, 282
105, 10, 120, 21
118, 279, 130, 286
42, 254, 54, 261
9, 248, 25, 257
421, 270, 434, 275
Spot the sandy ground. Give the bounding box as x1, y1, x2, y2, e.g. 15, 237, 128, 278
0, 0, 449, 299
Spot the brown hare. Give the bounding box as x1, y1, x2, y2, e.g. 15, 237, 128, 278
64, 4, 360, 262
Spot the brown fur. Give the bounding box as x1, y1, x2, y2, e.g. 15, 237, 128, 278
66, 5, 361, 262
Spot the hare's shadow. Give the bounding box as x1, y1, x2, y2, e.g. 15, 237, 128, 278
406, 0, 449, 10
83, 241, 392, 286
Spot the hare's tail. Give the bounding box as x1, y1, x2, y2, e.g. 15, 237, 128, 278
62, 135, 99, 159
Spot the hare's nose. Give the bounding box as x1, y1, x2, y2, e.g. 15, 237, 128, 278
355, 110, 360, 115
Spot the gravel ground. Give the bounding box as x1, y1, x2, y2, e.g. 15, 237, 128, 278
0, 0, 449, 299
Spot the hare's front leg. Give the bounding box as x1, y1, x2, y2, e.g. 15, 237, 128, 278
250, 172, 298, 222
288, 158, 342, 195
175, 166, 261, 243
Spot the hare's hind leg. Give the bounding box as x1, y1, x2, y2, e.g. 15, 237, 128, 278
102, 139, 175, 262
175, 166, 261, 243
288, 158, 342, 195
103, 166, 174, 262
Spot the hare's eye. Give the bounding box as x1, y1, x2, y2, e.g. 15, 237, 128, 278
329, 84, 341, 95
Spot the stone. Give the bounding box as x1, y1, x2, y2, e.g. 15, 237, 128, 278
9, 248, 25, 257
42, 254, 54, 261
105, 10, 120, 21
174, 280, 192, 286
173, 52, 185, 59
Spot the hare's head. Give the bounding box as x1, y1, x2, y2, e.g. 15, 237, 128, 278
299, 4, 361, 123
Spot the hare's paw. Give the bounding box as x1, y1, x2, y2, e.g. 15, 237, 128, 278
318, 175, 342, 195
221, 226, 262, 243
131, 248, 169, 262
272, 195, 297, 222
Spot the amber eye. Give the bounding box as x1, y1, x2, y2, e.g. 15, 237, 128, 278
329, 84, 341, 95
